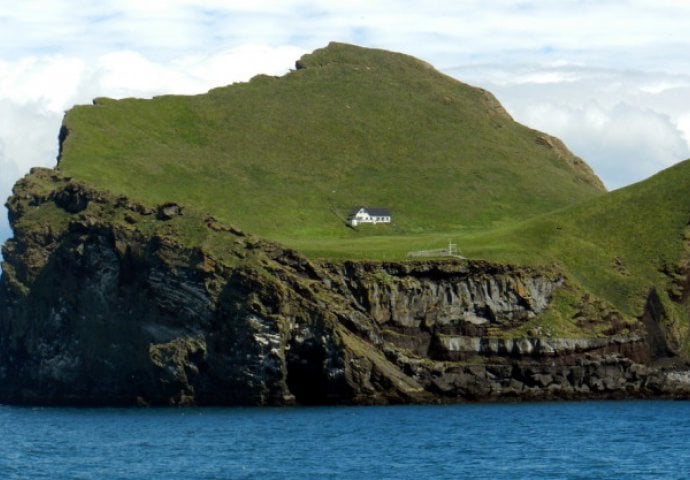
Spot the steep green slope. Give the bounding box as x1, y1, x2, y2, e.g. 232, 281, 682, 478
57, 42, 604, 246
43, 42, 690, 344
462, 159, 690, 347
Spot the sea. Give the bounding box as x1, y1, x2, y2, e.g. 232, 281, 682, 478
1, 400, 688, 479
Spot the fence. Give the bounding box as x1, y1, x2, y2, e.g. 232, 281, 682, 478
406, 242, 465, 259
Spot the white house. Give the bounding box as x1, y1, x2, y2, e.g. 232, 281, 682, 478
348, 207, 392, 226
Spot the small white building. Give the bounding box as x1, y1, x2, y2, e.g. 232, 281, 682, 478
348, 207, 392, 226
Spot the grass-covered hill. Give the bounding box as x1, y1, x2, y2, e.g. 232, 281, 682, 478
284, 157, 690, 346
52, 42, 690, 349
58, 42, 604, 248
465, 159, 690, 341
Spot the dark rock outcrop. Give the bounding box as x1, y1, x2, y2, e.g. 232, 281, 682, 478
1, 169, 689, 406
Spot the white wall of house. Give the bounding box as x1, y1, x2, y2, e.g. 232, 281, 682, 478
349, 208, 391, 226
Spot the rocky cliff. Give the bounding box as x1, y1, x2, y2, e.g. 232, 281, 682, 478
1, 168, 689, 406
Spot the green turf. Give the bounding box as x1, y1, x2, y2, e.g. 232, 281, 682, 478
58, 42, 604, 246
285, 158, 690, 319
52, 43, 690, 345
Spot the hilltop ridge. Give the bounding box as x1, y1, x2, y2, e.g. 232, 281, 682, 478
57, 42, 605, 248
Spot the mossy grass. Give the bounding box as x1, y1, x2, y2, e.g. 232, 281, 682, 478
58, 42, 603, 249
49, 43, 690, 344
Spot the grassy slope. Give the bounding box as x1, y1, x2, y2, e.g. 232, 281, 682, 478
58, 42, 604, 247
298, 159, 690, 316
469, 160, 690, 325
52, 43, 690, 343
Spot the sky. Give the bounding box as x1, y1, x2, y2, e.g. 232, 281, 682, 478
2, 0, 690, 247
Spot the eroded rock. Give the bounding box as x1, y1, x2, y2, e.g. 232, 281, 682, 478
0, 169, 688, 406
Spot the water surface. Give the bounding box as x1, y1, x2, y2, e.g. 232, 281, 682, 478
1, 401, 688, 479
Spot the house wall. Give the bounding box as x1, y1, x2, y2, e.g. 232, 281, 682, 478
350, 212, 391, 226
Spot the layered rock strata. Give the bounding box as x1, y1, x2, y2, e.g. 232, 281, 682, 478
1, 169, 689, 406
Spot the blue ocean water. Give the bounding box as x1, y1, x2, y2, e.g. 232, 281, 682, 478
1, 401, 689, 479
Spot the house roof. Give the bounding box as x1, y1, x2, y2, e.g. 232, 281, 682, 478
349, 206, 391, 216
367, 207, 391, 216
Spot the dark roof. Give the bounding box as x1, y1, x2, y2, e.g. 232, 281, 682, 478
367, 207, 391, 216
350, 206, 391, 216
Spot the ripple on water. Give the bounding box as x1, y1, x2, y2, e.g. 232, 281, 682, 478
1, 401, 689, 480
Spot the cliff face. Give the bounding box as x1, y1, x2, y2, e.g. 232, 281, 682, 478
1, 169, 689, 406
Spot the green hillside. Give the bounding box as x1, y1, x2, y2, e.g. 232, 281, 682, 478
297, 158, 690, 317
58, 42, 604, 247
54, 42, 690, 345
453, 158, 690, 350
468, 159, 690, 319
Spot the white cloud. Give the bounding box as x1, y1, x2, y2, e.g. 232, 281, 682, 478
0, 97, 64, 249
677, 113, 690, 149
517, 100, 689, 189
0, 56, 86, 111
3, 2, 690, 74
449, 63, 690, 189
172, 44, 304, 90
0, 98, 62, 171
